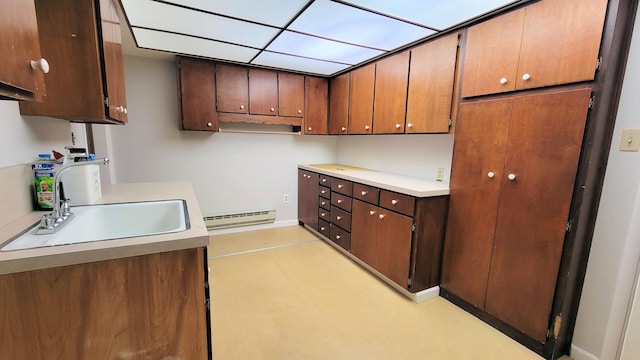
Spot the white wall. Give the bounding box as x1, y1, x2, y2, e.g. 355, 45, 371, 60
571, 7, 640, 360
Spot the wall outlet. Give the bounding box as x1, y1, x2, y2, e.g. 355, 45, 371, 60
283, 194, 289, 203
436, 167, 445, 181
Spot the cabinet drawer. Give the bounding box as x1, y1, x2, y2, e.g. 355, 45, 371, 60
331, 206, 352, 232
331, 179, 353, 196
353, 183, 379, 205
319, 175, 332, 187
319, 197, 331, 211
380, 190, 415, 217
318, 219, 331, 238
331, 192, 352, 212
319, 185, 331, 199
318, 207, 331, 222
330, 225, 351, 251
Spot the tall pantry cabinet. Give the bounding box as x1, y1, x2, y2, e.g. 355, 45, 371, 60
441, 87, 593, 343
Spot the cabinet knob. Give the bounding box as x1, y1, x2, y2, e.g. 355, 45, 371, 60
322, 179, 327, 182
321, 227, 326, 231
395, 123, 402, 129
365, 125, 370, 130
240, 105, 245, 109
308, 127, 312, 131
270, 107, 275, 112
361, 191, 367, 196
337, 199, 342, 204
391, 200, 398, 205
298, 109, 303, 114
337, 184, 343, 188
321, 212, 326, 216
122, 107, 128, 114
499, 77, 508, 85
336, 235, 341, 240
487, 171, 495, 178
341, 127, 346, 132
321, 201, 326, 205
407, 123, 413, 128
522, 73, 531, 81
379, 214, 385, 219
336, 216, 342, 220
321, 190, 326, 194
369, 210, 375, 216
508, 173, 517, 181
207, 122, 212, 127
30, 58, 50, 74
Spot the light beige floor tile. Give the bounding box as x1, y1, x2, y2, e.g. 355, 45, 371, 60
209, 225, 318, 257
209, 226, 543, 360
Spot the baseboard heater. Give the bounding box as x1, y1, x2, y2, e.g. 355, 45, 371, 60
204, 210, 276, 230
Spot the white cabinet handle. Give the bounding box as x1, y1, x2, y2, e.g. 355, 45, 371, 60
407, 123, 413, 128
122, 107, 128, 114
321, 227, 326, 231
379, 214, 385, 219
522, 73, 531, 81
365, 125, 370, 130
270, 107, 275, 112
322, 179, 327, 183
302, 174, 307, 178
369, 210, 375, 216
298, 109, 302, 114
341, 127, 346, 132
488, 171, 495, 178
391, 200, 398, 205
321, 201, 326, 206
499, 77, 508, 85
395, 123, 402, 129
508, 173, 517, 181
338, 184, 343, 189
361, 191, 367, 196
336, 235, 341, 240
30, 58, 50, 74
240, 105, 245, 109
321, 212, 325, 217
337, 199, 342, 204
308, 127, 312, 131
336, 216, 342, 220
206, 122, 212, 127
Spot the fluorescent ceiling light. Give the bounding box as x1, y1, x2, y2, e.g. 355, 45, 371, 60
252, 51, 350, 76
267, 31, 384, 65
289, 0, 435, 51
133, 28, 259, 63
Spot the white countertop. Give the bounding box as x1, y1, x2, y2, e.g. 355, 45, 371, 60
0, 182, 209, 275
298, 164, 450, 197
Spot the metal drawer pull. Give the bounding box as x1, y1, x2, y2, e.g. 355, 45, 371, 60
321, 201, 326, 206
322, 179, 327, 182
336, 235, 341, 240
391, 200, 398, 205
337, 199, 342, 203
321, 227, 326, 231
321, 213, 326, 216
361, 191, 367, 196
379, 214, 385, 219
336, 216, 342, 220
488, 171, 495, 178
338, 184, 343, 188
321, 190, 326, 194
369, 211, 375, 216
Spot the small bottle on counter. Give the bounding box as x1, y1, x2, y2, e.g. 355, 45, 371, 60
33, 153, 57, 210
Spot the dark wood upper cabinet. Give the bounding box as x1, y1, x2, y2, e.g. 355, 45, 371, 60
373, 51, 410, 134
329, 73, 350, 135
279, 73, 305, 118
177, 57, 217, 132
19, 0, 128, 124
461, 0, 608, 97
0, 0, 46, 101
216, 64, 249, 114
406, 33, 459, 133
348, 63, 376, 135
249, 69, 278, 116
304, 76, 328, 135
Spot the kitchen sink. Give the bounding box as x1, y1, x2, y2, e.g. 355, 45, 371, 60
1, 199, 189, 251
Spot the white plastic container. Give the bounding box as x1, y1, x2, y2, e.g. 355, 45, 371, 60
59, 165, 102, 205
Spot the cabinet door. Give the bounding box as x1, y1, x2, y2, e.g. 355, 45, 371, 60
0, 0, 45, 100
441, 98, 512, 309
373, 51, 410, 134
216, 64, 248, 114
348, 63, 375, 134
178, 57, 217, 131
298, 170, 319, 230
278, 73, 304, 117
406, 33, 459, 133
100, 0, 127, 123
249, 69, 278, 115
329, 73, 350, 135
485, 88, 592, 343
516, 0, 608, 90
375, 208, 413, 288
351, 199, 378, 266
303, 76, 328, 134
460, 8, 525, 98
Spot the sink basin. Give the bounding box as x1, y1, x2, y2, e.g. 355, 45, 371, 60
1, 200, 189, 251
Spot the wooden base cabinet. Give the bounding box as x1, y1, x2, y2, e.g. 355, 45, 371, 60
441, 87, 592, 343
298, 169, 319, 231
0, 248, 211, 359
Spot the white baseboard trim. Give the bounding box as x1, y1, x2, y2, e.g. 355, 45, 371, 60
207, 219, 299, 236
571, 344, 599, 360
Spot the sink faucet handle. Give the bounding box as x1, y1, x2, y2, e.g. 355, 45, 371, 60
39, 214, 53, 229
61, 199, 72, 217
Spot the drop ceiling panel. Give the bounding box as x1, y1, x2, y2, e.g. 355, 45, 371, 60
252, 51, 350, 76
133, 28, 259, 63
289, 0, 435, 51
267, 31, 384, 65
343, 0, 517, 30
160, 0, 310, 27
122, 0, 278, 48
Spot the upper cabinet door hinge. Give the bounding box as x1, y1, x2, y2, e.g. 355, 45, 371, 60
596, 56, 603, 71
412, 223, 416, 232
448, 118, 453, 127
104, 96, 109, 107
566, 219, 574, 232
588, 96, 595, 110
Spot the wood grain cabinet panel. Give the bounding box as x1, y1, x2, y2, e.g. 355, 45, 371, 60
19, 0, 128, 123
177, 57, 217, 131
373, 51, 410, 134
304, 76, 328, 134
442, 87, 592, 342
249, 69, 278, 116
216, 64, 249, 114
0, 0, 46, 101
329, 73, 350, 135
278, 72, 304, 117
461, 0, 608, 97
298, 169, 319, 231
406, 33, 459, 133
348, 63, 376, 134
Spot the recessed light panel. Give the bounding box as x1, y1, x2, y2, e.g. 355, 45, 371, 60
343, 0, 517, 30
122, 0, 279, 48
252, 51, 350, 76
133, 28, 259, 63
289, 0, 435, 51
160, 0, 310, 27
267, 31, 384, 65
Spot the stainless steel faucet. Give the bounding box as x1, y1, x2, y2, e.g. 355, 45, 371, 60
36, 157, 110, 234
